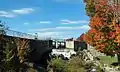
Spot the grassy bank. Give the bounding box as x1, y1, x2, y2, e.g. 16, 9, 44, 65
99, 56, 117, 66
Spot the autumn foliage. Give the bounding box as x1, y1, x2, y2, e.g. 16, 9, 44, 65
83, 0, 120, 56
77, 33, 85, 42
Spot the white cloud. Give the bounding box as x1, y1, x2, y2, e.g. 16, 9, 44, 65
0, 8, 34, 18
12, 8, 34, 14
31, 31, 84, 39
39, 21, 52, 24
81, 25, 90, 29
55, 25, 90, 30
30, 25, 90, 31
35, 31, 77, 39
24, 22, 30, 25
61, 19, 89, 24
0, 11, 15, 18
28, 31, 67, 39
36, 32, 64, 39
38, 32, 63, 36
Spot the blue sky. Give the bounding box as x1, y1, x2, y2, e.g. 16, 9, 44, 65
0, 0, 89, 39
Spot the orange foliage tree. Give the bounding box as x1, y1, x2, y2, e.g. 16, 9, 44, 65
83, 0, 120, 63
77, 33, 85, 42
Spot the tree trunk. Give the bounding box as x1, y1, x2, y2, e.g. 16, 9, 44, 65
117, 54, 120, 65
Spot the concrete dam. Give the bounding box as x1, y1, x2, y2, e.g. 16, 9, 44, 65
0, 35, 53, 70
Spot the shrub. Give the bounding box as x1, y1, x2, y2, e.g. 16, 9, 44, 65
66, 56, 85, 72
48, 55, 104, 72
47, 57, 66, 72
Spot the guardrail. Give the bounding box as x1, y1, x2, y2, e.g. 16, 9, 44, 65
5, 29, 36, 39
1, 27, 52, 40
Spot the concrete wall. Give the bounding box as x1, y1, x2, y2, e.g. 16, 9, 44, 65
52, 40, 66, 49
28, 40, 52, 62
74, 41, 87, 51
65, 41, 87, 51
3, 35, 53, 66
65, 41, 74, 49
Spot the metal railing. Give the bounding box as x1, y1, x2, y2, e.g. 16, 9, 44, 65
5, 29, 36, 39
